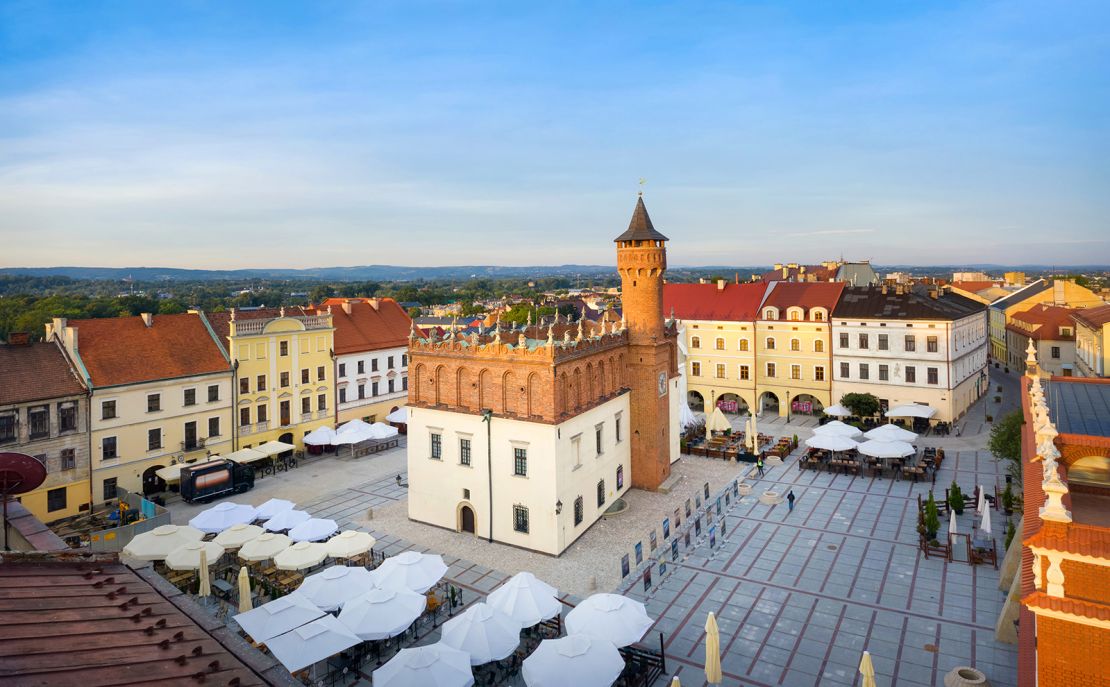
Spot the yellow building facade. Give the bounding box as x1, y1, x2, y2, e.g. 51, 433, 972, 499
990, 279, 1104, 367
684, 321, 759, 414
206, 308, 336, 452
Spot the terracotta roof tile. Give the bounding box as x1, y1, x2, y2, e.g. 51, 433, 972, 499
1022, 590, 1110, 622
1024, 522, 1110, 560
1007, 304, 1078, 341
0, 341, 86, 405
951, 280, 998, 294
761, 281, 845, 313
1073, 303, 1110, 329
663, 282, 768, 322
309, 298, 411, 354
69, 313, 229, 388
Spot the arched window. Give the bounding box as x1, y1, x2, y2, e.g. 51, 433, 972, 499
763, 308, 778, 320
811, 308, 826, 322
814, 340, 825, 353
691, 336, 701, 349
766, 337, 776, 350
790, 338, 801, 351
738, 339, 749, 352
596, 479, 606, 507
715, 337, 725, 350
787, 307, 804, 321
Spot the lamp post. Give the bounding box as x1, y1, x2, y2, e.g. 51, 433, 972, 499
481, 409, 494, 544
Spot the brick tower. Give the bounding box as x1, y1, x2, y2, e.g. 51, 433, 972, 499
615, 195, 674, 490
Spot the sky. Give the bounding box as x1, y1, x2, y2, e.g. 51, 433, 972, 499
1, 1, 1108, 269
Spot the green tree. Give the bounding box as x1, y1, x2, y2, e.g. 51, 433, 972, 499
989, 410, 1024, 478
839, 392, 880, 418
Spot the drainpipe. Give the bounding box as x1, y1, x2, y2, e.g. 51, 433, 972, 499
481, 408, 493, 543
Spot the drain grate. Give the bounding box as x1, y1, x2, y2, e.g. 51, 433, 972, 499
827, 544, 838, 551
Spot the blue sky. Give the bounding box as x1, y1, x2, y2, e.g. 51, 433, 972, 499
1, 1, 1107, 268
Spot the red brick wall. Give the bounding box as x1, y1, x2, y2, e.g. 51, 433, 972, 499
1061, 559, 1110, 605
1035, 615, 1110, 687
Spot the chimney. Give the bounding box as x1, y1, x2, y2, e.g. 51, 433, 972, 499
140, 312, 154, 327
717, 279, 726, 291
773, 263, 783, 271
7, 332, 30, 345
734, 272, 739, 285
781, 267, 789, 279
342, 300, 353, 315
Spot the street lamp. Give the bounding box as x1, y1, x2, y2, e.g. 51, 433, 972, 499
481, 409, 494, 544
555, 499, 563, 515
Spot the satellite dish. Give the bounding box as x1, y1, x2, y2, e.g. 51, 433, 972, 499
0, 452, 48, 552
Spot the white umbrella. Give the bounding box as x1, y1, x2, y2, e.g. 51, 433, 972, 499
266, 614, 362, 674
274, 541, 328, 571
385, 406, 408, 423
747, 413, 758, 452
980, 506, 993, 538
863, 424, 918, 443
885, 404, 936, 419
522, 634, 624, 687
804, 434, 859, 452
487, 571, 561, 628
441, 602, 521, 665
189, 502, 259, 534
706, 406, 732, 433
214, 523, 264, 549
823, 404, 853, 417
326, 530, 377, 559
234, 591, 325, 643
155, 458, 224, 482
856, 440, 916, 459
977, 485, 986, 515
374, 551, 448, 594
679, 402, 697, 429
238, 532, 292, 562
812, 421, 863, 438
296, 565, 379, 612
255, 498, 296, 521
338, 586, 427, 640
367, 422, 400, 439
256, 440, 297, 456
949, 510, 958, 536
264, 508, 311, 532
122, 524, 204, 561
333, 419, 374, 445
374, 643, 474, 687
303, 425, 337, 446
564, 593, 653, 648
165, 541, 225, 571
289, 518, 339, 543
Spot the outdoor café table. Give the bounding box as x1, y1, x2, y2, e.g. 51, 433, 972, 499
212, 578, 235, 599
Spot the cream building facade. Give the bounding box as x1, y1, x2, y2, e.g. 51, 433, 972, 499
989, 279, 1103, 367
1073, 304, 1110, 378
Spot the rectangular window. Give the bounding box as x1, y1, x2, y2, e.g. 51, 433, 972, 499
388, 379, 395, 393
102, 400, 116, 420
927, 367, 939, 385
0, 413, 16, 442
878, 334, 888, 351
905, 366, 916, 383
1051, 346, 1061, 359
840, 362, 850, 378
317, 394, 326, 411
339, 387, 347, 404
339, 363, 347, 377
207, 385, 219, 402
357, 360, 365, 374
257, 375, 267, 391
460, 438, 471, 465
615, 416, 622, 442
905, 335, 916, 352
790, 364, 801, 380
616, 464, 624, 489
388, 356, 395, 369
766, 337, 776, 350
358, 385, 366, 400
431, 433, 442, 460
879, 364, 889, 381
103, 477, 117, 502
691, 362, 701, 376
596, 426, 603, 455
402, 377, 408, 391
715, 338, 725, 350
814, 366, 825, 382
279, 341, 289, 356
372, 382, 380, 396
514, 447, 528, 476
28, 406, 49, 439
184, 388, 197, 406
148, 428, 161, 451
147, 394, 161, 413
317, 365, 325, 381
301, 368, 310, 384
240, 407, 251, 427
280, 372, 290, 388
739, 365, 750, 381
301, 397, 311, 415
402, 354, 407, 367
257, 404, 268, 422
715, 363, 726, 379
597, 479, 606, 507
766, 362, 776, 378
372, 358, 379, 372
239, 378, 249, 394
102, 436, 117, 459
47, 487, 66, 513
209, 416, 220, 437
859, 363, 869, 380
927, 336, 938, 353
184, 421, 198, 449
858, 333, 869, 349
60, 448, 75, 470
513, 505, 529, 533
574, 497, 583, 525
839, 333, 849, 349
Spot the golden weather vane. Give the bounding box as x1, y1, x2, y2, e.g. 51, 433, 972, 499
638, 177, 646, 196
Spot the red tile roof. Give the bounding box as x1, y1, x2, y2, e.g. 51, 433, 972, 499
951, 280, 998, 294
1007, 304, 1078, 341
1022, 590, 1110, 623
1073, 303, 1110, 329
309, 298, 412, 354
1024, 522, 1110, 560
0, 341, 86, 405
758, 265, 836, 282
663, 282, 768, 322
69, 314, 229, 388
761, 281, 845, 314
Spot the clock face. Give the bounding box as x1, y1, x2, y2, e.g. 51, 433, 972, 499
658, 371, 667, 396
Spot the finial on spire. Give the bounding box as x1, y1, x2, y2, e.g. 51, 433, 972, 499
279, 306, 285, 317
547, 323, 554, 346
563, 329, 571, 344
576, 318, 584, 342
494, 327, 501, 345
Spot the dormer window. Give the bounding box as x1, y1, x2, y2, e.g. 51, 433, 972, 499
763, 308, 779, 320
787, 307, 803, 321
811, 308, 826, 321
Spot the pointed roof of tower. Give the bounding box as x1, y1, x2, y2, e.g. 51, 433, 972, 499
614, 195, 669, 242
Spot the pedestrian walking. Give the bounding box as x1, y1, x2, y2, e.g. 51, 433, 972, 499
756, 455, 765, 477
787, 490, 796, 512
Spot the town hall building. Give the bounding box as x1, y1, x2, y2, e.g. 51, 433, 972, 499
405, 196, 681, 555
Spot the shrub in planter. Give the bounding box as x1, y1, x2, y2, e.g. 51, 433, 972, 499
1002, 484, 1014, 515
1005, 520, 1017, 549
949, 482, 965, 515
924, 492, 940, 540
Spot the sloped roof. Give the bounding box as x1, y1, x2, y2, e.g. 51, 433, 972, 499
614, 196, 668, 242
951, 280, 998, 294
0, 341, 86, 405
1073, 303, 1110, 329
1007, 304, 1078, 341
663, 282, 768, 321
1045, 378, 1110, 438
311, 298, 411, 354
990, 278, 1050, 311
833, 286, 986, 321
1024, 522, 1110, 560
761, 281, 845, 313
758, 264, 836, 282
835, 262, 879, 286
69, 314, 229, 387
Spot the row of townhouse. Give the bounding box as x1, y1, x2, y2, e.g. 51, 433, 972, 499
666, 280, 990, 423
0, 299, 411, 524
987, 278, 1104, 368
